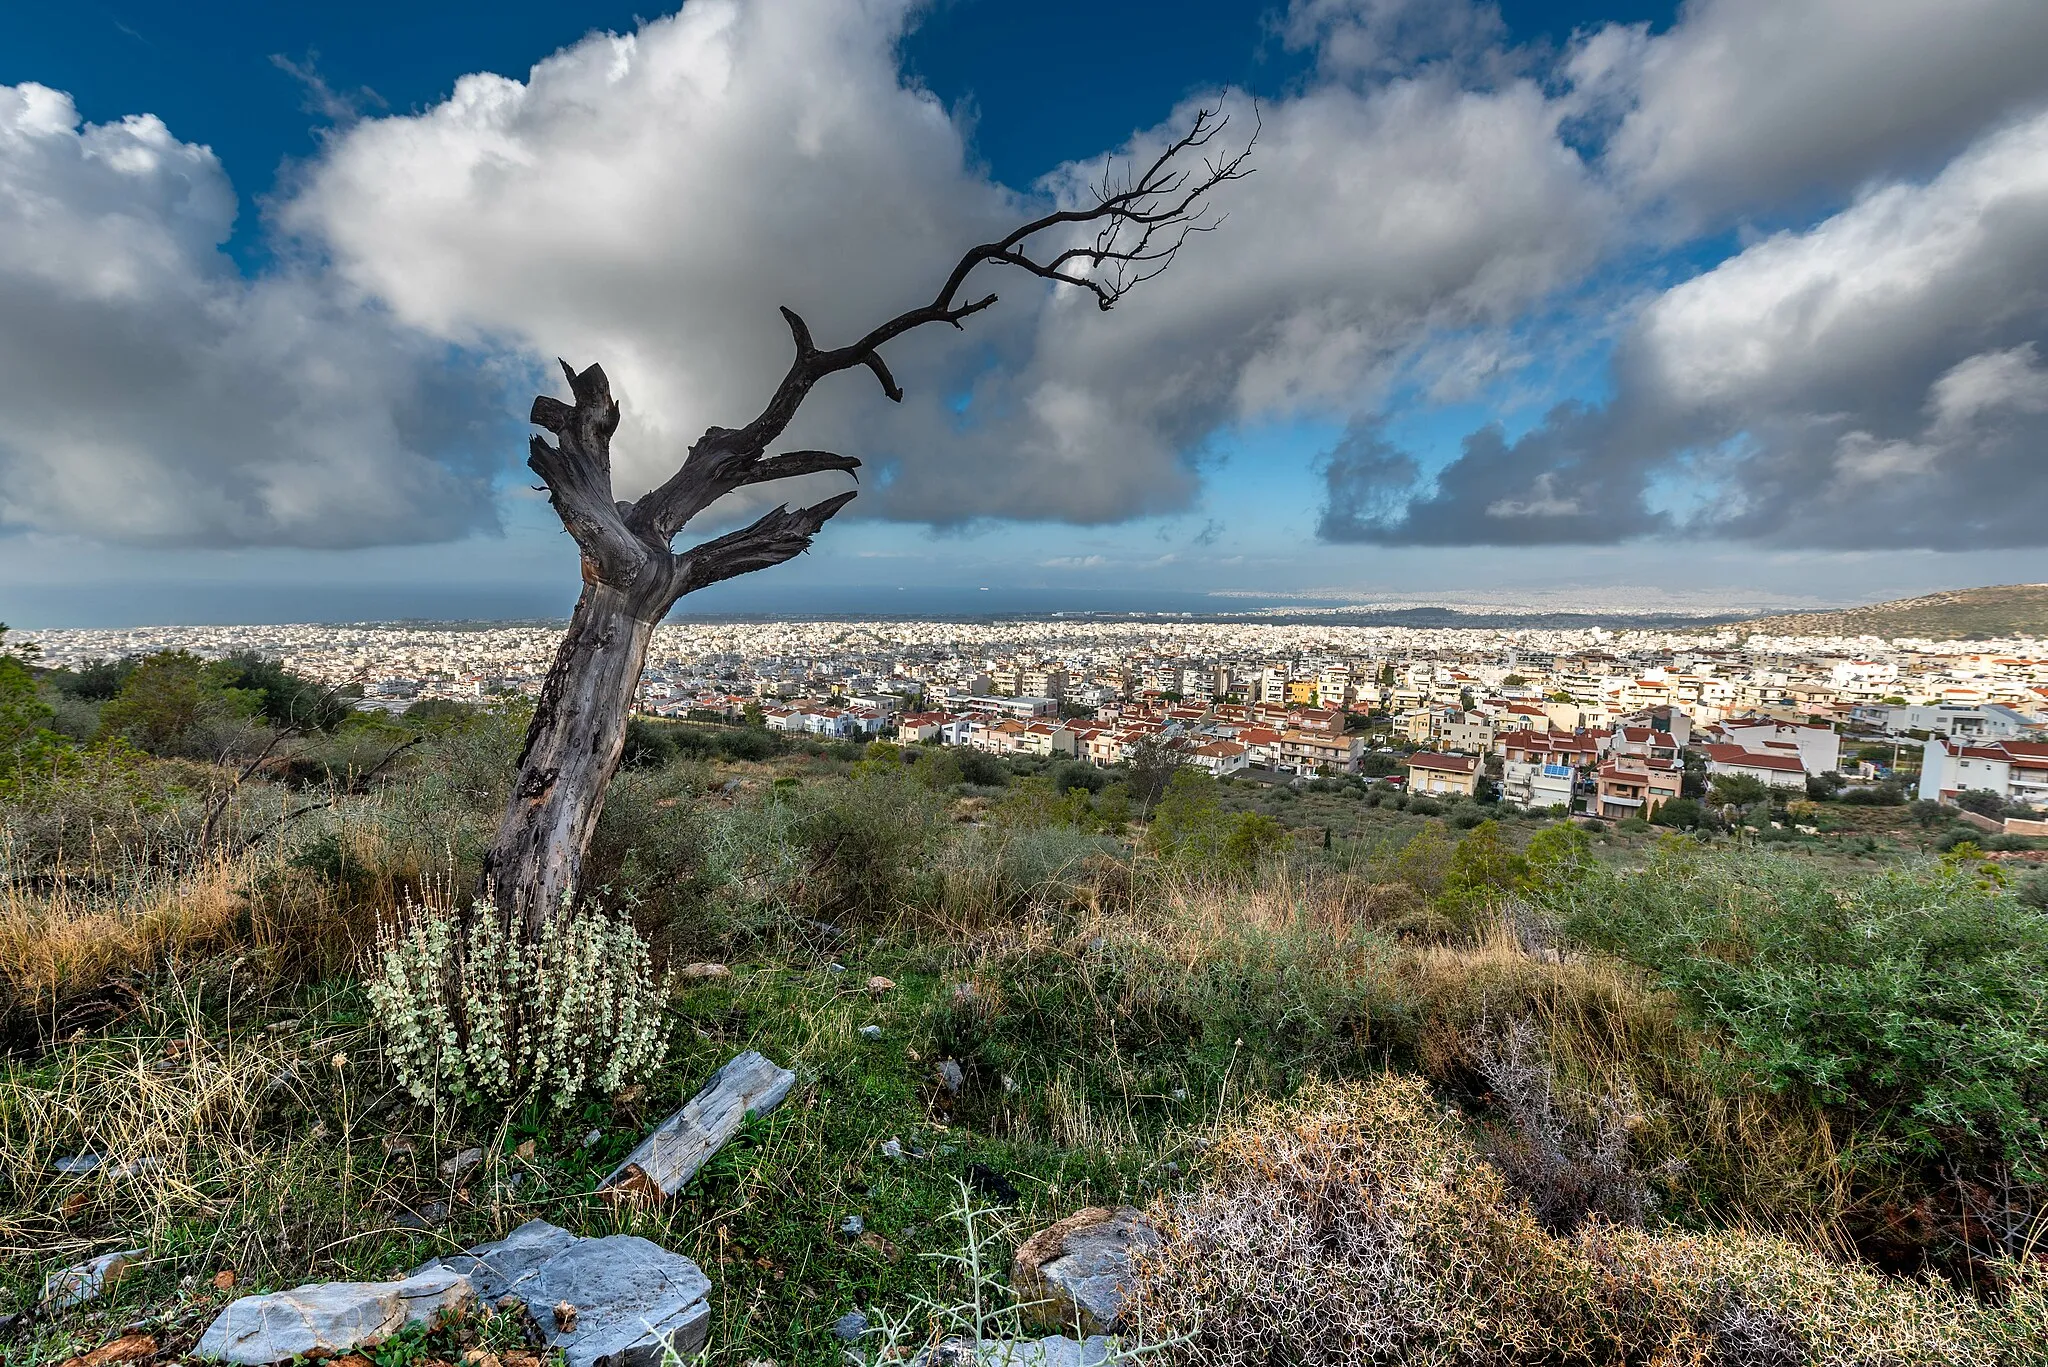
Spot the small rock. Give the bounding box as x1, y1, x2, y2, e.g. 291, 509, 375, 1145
1002, 1075, 1018, 1093
838, 1215, 865, 1238
515, 1140, 536, 1160
581, 1129, 603, 1149
865, 975, 896, 994
439, 1147, 485, 1182
50, 1154, 103, 1176
381, 1136, 416, 1158
195, 1268, 472, 1363
832, 1311, 869, 1342
110, 1157, 160, 1180
936, 1060, 965, 1095
826, 962, 848, 977
1170, 1088, 1188, 1101
391, 1200, 448, 1230
1011, 1207, 1160, 1335
43, 1249, 145, 1310
859, 1025, 883, 1041
213, 1269, 237, 1291
967, 1163, 1020, 1204
57, 1331, 157, 1367
678, 963, 732, 982
880, 1138, 904, 1161
918, 1336, 1114, 1367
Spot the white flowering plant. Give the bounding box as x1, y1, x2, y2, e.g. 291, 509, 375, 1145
367, 894, 671, 1111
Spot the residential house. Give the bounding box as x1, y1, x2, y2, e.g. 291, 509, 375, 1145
1714, 720, 1841, 775
1498, 730, 1598, 811
1698, 743, 1807, 790
1593, 755, 1683, 819
1279, 729, 1364, 775
1440, 714, 1495, 755
1188, 739, 1250, 776
1405, 751, 1480, 798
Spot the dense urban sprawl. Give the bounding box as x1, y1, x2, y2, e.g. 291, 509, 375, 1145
28, 615, 2048, 822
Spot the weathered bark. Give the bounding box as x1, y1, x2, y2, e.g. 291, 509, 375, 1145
598, 1049, 796, 1204
482, 106, 1252, 933
481, 578, 666, 940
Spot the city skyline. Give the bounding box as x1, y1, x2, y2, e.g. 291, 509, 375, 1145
6, 0, 2048, 627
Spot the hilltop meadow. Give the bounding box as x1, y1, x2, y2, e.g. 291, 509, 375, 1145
2, 640, 2045, 1365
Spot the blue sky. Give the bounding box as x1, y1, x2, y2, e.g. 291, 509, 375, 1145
3, 0, 2047, 626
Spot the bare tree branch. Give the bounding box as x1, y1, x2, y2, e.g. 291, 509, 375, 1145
232, 734, 426, 859
673, 490, 859, 596
619, 102, 1254, 544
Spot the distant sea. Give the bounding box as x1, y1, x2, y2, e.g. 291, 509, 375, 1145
6, 580, 1742, 631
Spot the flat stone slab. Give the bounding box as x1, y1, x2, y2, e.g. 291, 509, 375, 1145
423, 1218, 579, 1300
1011, 1207, 1159, 1335
416, 1220, 712, 1367
194, 1267, 471, 1364
509, 1234, 711, 1367
201, 1220, 714, 1366
600, 1049, 795, 1203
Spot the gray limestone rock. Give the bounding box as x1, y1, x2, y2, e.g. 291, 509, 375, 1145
832, 1310, 870, 1342
920, 1336, 1115, 1367
415, 1221, 712, 1367
512, 1234, 712, 1367
1011, 1207, 1160, 1336
419, 1218, 578, 1300
194, 1267, 471, 1363
42, 1249, 145, 1310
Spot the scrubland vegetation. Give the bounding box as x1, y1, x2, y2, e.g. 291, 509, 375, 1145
2, 638, 2044, 1364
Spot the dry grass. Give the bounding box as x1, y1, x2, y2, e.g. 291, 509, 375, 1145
1132, 1077, 2038, 1367
0, 979, 381, 1277
0, 862, 255, 1034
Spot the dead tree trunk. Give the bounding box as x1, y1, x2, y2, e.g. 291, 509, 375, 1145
482, 106, 1253, 934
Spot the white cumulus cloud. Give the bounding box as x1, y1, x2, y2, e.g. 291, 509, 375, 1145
0, 83, 503, 548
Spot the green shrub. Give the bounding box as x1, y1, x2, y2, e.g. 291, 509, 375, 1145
1550, 848, 2048, 1170
1439, 820, 1529, 918
1148, 768, 1288, 878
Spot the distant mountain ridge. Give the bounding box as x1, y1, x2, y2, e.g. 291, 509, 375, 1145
1730, 584, 2048, 640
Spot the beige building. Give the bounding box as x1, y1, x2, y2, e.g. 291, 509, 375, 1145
1405, 751, 1480, 797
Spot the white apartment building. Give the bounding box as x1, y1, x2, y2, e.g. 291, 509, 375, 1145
1860, 703, 2032, 741
1918, 738, 2048, 808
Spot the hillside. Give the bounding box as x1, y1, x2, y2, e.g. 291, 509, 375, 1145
1730, 583, 2048, 640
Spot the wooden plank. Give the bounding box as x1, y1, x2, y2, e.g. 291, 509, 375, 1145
599, 1051, 796, 1202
